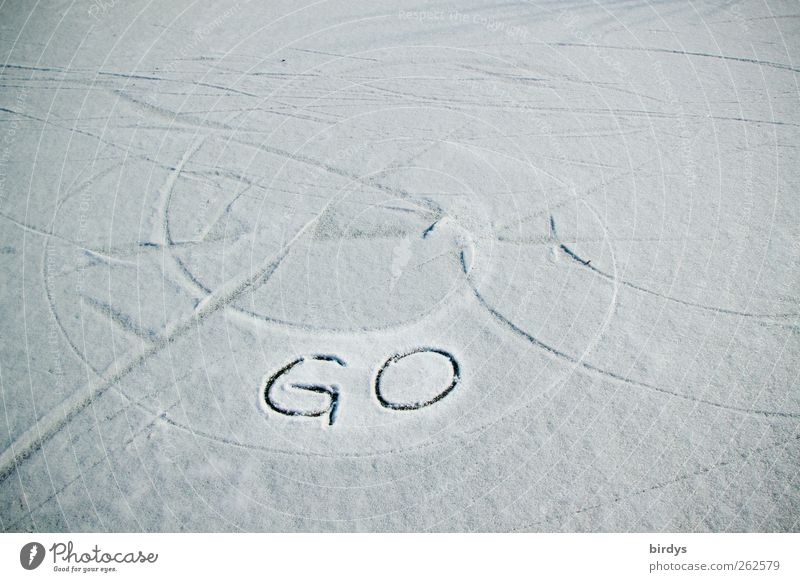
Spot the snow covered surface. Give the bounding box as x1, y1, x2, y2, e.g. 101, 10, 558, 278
0, 0, 798, 531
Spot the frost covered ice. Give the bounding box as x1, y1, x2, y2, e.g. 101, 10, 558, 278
0, 0, 798, 532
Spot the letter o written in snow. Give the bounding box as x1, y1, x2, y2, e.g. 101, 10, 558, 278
374, 348, 460, 410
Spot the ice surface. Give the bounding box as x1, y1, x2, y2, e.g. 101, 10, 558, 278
0, 0, 798, 531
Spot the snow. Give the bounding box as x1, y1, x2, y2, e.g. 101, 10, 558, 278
0, 0, 798, 532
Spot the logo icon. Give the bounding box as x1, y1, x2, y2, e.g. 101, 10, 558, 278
20, 542, 45, 570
